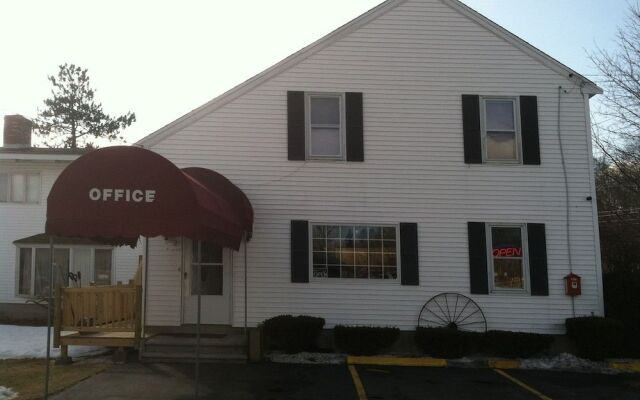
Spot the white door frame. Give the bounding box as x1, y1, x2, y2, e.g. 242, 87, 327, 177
180, 238, 233, 325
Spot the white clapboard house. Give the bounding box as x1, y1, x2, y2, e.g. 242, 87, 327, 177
134, 0, 603, 339
4, 0, 604, 355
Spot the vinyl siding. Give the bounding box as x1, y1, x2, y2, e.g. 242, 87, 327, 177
0, 161, 141, 304
145, 0, 602, 333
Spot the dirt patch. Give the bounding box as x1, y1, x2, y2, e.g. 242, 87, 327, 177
0, 358, 111, 399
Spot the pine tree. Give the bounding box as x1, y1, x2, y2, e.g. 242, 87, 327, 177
35, 63, 135, 148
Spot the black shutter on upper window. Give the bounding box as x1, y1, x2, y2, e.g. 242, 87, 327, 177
287, 91, 305, 161
399, 223, 419, 286
468, 222, 489, 294
345, 92, 364, 161
291, 220, 309, 283
527, 223, 549, 296
520, 96, 541, 165
462, 95, 482, 164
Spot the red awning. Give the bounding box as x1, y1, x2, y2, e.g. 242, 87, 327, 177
45, 146, 253, 249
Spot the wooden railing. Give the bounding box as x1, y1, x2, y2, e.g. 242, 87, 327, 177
54, 283, 143, 347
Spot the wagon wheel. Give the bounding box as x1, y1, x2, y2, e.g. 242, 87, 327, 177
418, 293, 487, 332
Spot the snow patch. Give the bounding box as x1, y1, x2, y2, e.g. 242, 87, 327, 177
0, 386, 17, 400
267, 352, 346, 365
0, 325, 108, 360
521, 353, 617, 374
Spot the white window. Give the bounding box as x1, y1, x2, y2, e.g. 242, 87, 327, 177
306, 94, 344, 159
487, 224, 528, 291
0, 173, 40, 204
17, 246, 113, 297
481, 98, 521, 162
311, 224, 397, 280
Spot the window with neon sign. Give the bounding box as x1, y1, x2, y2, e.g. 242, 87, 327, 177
490, 226, 524, 289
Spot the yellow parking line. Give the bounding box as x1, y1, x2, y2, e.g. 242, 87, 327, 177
348, 365, 368, 400
494, 369, 552, 400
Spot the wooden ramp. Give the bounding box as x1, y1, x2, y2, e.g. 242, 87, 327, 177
54, 283, 143, 358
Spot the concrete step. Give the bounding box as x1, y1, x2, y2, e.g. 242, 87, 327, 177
141, 333, 248, 362
145, 334, 247, 347
142, 351, 247, 362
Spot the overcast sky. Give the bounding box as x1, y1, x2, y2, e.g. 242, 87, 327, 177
0, 0, 629, 146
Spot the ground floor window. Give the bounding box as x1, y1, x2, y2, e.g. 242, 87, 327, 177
487, 224, 527, 291
17, 246, 113, 297
311, 224, 398, 280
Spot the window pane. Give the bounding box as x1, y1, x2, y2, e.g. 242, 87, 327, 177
310, 127, 340, 156
94, 249, 112, 286
341, 265, 355, 278
191, 264, 223, 295
486, 100, 515, 131
491, 227, 522, 256
11, 174, 25, 202
312, 225, 326, 239
313, 266, 328, 278
384, 267, 397, 280
486, 132, 516, 160
192, 241, 222, 263
0, 174, 8, 202
18, 248, 32, 295
355, 266, 368, 279
26, 174, 40, 203
310, 97, 340, 125
73, 248, 92, 287
494, 259, 524, 289
34, 248, 69, 297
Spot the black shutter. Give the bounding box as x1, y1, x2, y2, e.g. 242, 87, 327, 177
287, 91, 305, 161
291, 220, 309, 283
345, 92, 364, 161
399, 223, 419, 286
520, 96, 541, 165
527, 223, 549, 295
462, 95, 482, 164
468, 222, 489, 294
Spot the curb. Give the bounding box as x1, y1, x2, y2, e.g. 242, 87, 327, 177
348, 356, 640, 373
609, 361, 640, 373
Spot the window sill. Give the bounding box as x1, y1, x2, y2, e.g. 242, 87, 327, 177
309, 277, 401, 285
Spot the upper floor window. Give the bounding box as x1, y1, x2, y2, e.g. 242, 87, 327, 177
462, 94, 540, 165
481, 98, 520, 162
0, 173, 41, 204
307, 94, 344, 159
288, 91, 364, 162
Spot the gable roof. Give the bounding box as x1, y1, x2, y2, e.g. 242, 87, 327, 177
137, 0, 602, 148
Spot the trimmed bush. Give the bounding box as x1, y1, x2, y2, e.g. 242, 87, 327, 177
483, 330, 553, 358
334, 325, 400, 355
566, 316, 624, 360
263, 315, 325, 353
414, 327, 480, 358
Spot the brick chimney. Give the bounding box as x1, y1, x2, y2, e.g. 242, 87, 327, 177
3, 115, 32, 148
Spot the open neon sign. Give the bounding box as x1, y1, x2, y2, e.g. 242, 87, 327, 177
493, 247, 522, 257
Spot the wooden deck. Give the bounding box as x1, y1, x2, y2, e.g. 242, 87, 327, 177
54, 283, 144, 355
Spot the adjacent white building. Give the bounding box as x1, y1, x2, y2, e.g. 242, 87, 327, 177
0, 115, 141, 321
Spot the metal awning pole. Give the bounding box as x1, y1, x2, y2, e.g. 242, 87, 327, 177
194, 241, 201, 399
244, 234, 248, 335
44, 235, 54, 400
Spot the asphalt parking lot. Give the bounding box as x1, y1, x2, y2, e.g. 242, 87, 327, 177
53, 361, 640, 400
